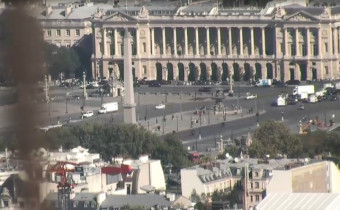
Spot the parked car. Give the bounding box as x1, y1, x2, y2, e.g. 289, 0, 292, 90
274, 81, 288, 88
245, 93, 257, 100
155, 104, 165, 109
285, 80, 300, 85
198, 87, 212, 92
82, 111, 94, 118
149, 82, 161, 87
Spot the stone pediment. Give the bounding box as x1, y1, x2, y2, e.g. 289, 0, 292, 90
103, 12, 137, 22
284, 11, 318, 22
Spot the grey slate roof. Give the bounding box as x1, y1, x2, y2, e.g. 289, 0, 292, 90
73, 192, 99, 201
100, 194, 172, 208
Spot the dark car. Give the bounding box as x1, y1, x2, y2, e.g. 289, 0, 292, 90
274, 81, 288, 88
285, 80, 300, 85
148, 82, 161, 87
198, 87, 212, 92
89, 91, 100, 97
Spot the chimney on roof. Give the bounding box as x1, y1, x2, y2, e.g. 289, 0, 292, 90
46, 6, 52, 16
65, 6, 72, 17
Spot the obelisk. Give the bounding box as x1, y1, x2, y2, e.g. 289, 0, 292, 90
123, 30, 136, 124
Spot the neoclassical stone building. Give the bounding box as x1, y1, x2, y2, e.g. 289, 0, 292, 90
91, 0, 340, 82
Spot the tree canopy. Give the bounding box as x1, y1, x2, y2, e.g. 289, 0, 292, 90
249, 121, 303, 158
43, 123, 190, 170
43, 43, 81, 79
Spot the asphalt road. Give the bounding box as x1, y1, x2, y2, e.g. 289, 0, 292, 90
1, 83, 339, 153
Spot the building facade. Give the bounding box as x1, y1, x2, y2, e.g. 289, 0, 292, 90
91, 0, 340, 83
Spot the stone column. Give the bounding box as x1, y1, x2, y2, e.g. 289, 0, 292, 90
262, 27, 266, 56
114, 28, 118, 56
206, 27, 210, 55
162, 27, 166, 55
173, 27, 177, 56
295, 64, 300, 80
336, 27, 339, 55
196, 66, 201, 80
217, 27, 221, 56
318, 27, 322, 57
334, 27, 338, 55
103, 28, 108, 56
163, 67, 168, 80
228, 28, 232, 55
306, 62, 311, 81
207, 66, 212, 81
228, 66, 234, 93
306, 27, 310, 56
184, 27, 188, 55
184, 66, 189, 81
195, 27, 199, 55
173, 65, 179, 80
136, 28, 139, 56
261, 66, 267, 79
330, 27, 334, 55
295, 28, 299, 56
151, 28, 155, 55
123, 31, 136, 124
239, 27, 243, 55
250, 27, 254, 56
284, 27, 288, 56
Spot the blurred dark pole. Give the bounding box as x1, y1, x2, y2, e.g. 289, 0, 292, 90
4, 2, 45, 209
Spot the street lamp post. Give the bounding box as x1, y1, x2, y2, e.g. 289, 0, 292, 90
48, 101, 51, 116
83, 71, 88, 104
208, 108, 210, 124
44, 75, 49, 103
65, 92, 69, 114
100, 88, 104, 106
281, 112, 284, 122
256, 112, 259, 127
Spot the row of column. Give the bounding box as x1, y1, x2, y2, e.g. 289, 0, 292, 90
100, 27, 267, 57
158, 64, 268, 82
150, 27, 266, 57
283, 27, 338, 57
100, 26, 340, 58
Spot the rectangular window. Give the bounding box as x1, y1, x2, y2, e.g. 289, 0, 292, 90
143, 42, 146, 52
66, 43, 71, 48
76, 29, 80, 36
250, 195, 253, 202
256, 195, 260, 201
324, 43, 328, 53
110, 44, 115, 55
280, 43, 283, 53
302, 44, 307, 56
47, 30, 51, 37
291, 44, 296, 56
143, 65, 147, 74
66, 29, 70, 36
325, 66, 329, 75
56, 29, 61, 36
314, 44, 318, 56
255, 182, 259, 188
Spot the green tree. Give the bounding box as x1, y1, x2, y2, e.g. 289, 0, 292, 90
44, 43, 81, 79
190, 189, 201, 203
44, 123, 190, 169
249, 121, 303, 158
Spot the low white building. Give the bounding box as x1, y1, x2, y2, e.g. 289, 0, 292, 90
47, 146, 100, 164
